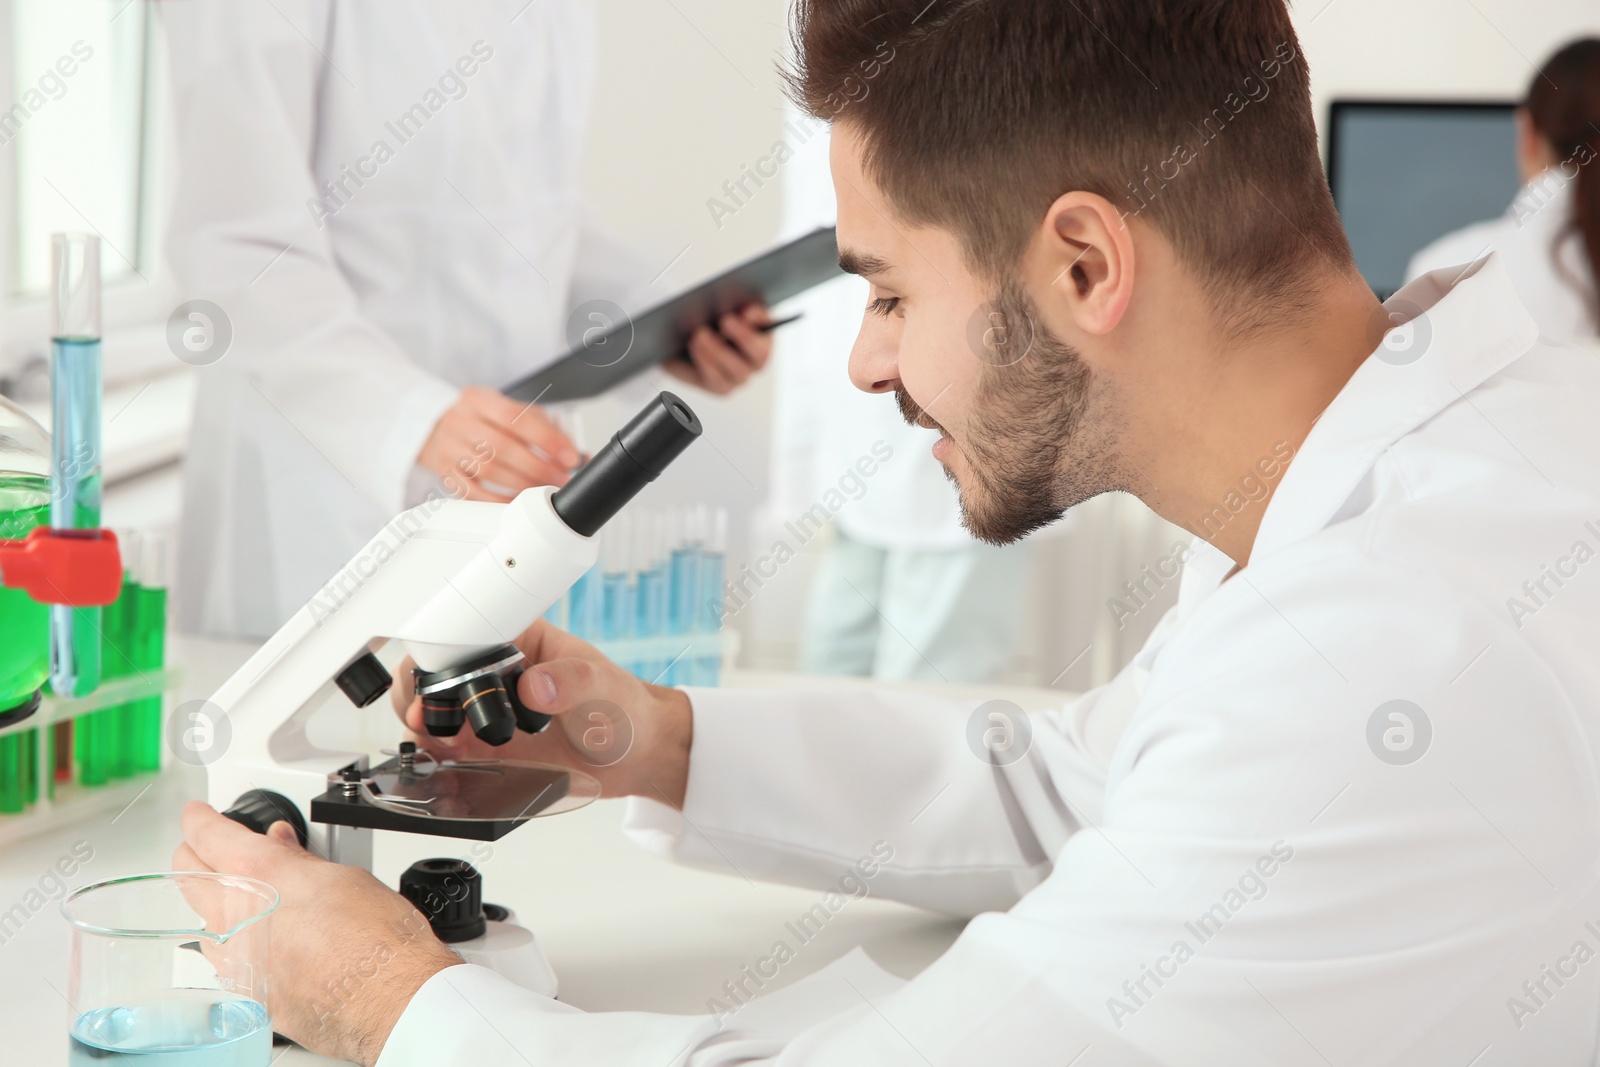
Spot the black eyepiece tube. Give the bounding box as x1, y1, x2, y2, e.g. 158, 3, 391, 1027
551, 392, 702, 537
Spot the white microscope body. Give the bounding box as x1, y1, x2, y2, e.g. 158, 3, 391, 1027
199, 394, 703, 999
204, 488, 595, 856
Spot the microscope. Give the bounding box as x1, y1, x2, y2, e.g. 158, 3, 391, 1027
201, 393, 702, 997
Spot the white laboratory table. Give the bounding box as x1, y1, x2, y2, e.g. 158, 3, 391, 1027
0, 636, 1073, 1064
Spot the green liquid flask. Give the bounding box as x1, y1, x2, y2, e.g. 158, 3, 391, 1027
0, 397, 52, 814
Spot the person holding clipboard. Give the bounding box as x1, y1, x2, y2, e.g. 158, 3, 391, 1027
162, 1, 775, 639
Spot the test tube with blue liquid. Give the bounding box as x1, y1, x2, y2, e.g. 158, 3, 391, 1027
542, 504, 724, 683
695, 508, 727, 685
50, 233, 103, 697
600, 513, 634, 645
633, 512, 669, 682
666, 511, 701, 686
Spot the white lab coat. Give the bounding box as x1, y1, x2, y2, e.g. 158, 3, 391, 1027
1407, 172, 1596, 341
382, 255, 1600, 1066
163, 0, 654, 637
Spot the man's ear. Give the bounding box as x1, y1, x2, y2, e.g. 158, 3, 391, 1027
1033, 191, 1135, 336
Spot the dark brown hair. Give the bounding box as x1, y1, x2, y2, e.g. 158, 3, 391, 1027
1525, 38, 1600, 329
786, 0, 1353, 322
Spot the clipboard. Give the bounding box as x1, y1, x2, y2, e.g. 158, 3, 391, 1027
504, 226, 843, 404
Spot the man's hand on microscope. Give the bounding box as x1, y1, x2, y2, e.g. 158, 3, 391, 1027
390, 619, 695, 810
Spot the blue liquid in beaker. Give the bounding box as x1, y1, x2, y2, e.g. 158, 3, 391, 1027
70, 995, 270, 1066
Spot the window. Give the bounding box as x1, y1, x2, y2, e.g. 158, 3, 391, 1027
5, 0, 153, 296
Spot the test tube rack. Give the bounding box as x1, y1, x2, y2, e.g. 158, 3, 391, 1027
0, 667, 183, 848
541, 504, 734, 687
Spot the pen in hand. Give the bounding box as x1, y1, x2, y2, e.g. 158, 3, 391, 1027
754, 313, 804, 334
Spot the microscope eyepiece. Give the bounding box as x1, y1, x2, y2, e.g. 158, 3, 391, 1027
551, 392, 701, 537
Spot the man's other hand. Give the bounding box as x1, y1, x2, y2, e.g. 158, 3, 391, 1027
174, 803, 461, 1067
418, 387, 581, 502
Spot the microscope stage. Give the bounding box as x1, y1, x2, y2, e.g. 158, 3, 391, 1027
310, 756, 585, 842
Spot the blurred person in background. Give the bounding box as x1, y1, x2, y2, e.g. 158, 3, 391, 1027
162, 1, 771, 638
1408, 38, 1600, 340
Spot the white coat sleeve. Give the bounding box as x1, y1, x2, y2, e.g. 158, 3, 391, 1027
162, 0, 459, 516
620, 684, 1115, 917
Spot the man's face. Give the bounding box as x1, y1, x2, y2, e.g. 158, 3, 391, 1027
830, 124, 1122, 544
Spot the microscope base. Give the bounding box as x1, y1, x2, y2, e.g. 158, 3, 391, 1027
450, 912, 559, 999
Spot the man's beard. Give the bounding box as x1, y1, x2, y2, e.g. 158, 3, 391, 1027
898, 279, 1123, 545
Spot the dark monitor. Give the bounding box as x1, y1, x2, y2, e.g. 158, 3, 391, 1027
1327, 100, 1522, 299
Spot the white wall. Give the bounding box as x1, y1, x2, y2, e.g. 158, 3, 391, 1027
1296, 0, 1600, 129
583, 0, 791, 288
574, 0, 791, 642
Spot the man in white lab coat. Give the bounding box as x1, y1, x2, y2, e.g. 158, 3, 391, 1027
163, 1, 772, 639
177, 1, 1600, 1064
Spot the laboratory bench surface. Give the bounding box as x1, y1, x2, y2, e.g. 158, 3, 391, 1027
0, 636, 1074, 1065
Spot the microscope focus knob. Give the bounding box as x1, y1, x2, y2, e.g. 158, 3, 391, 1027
223, 789, 309, 848
334, 651, 392, 708
399, 858, 486, 943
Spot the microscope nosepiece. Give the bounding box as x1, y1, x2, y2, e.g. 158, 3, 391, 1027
414, 645, 528, 746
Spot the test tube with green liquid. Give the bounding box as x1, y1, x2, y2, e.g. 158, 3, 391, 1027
106, 531, 138, 780
80, 532, 141, 786
128, 530, 167, 773
48, 233, 103, 698
0, 734, 26, 813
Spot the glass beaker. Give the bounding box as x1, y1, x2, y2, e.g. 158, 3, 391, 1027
61, 873, 278, 1066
